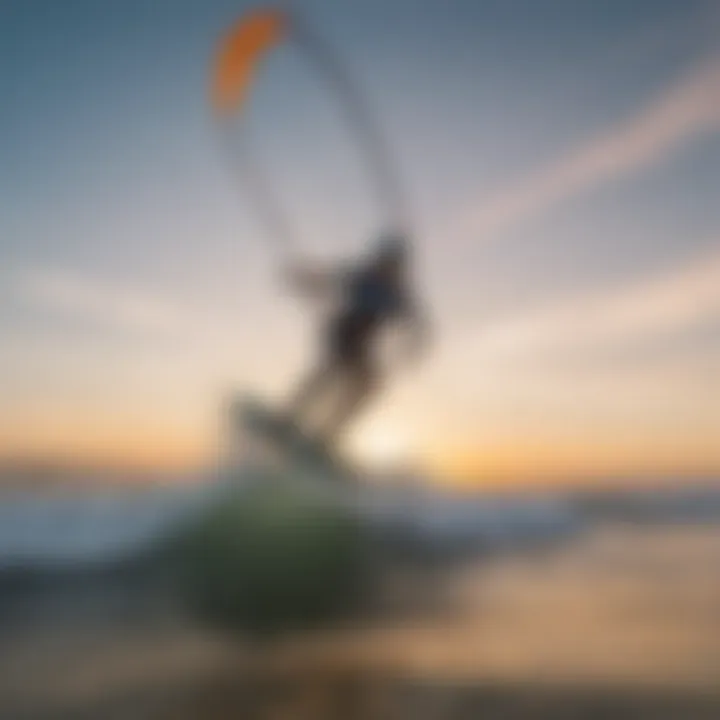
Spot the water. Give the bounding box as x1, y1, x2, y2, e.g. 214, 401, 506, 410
0, 470, 585, 573
1, 473, 719, 718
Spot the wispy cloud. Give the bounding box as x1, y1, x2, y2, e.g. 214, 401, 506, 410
15, 267, 194, 338
475, 245, 720, 359
462, 56, 720, 240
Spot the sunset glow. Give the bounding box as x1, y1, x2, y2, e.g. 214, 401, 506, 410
1, 0, 718, 485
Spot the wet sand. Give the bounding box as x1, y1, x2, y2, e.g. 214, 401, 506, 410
1, 523, 719, 719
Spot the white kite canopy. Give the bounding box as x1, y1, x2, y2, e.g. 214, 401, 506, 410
210, 6, 408, 256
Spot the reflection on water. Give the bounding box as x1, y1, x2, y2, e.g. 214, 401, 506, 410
1, 524, 719, 718
376, 524, 720, 687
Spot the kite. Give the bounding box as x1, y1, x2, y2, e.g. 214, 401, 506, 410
210, 6, 406, 253
212, 8, 288, 118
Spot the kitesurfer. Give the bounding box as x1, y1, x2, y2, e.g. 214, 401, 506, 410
284, 232, 431, 446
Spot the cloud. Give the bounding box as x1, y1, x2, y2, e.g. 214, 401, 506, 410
475, 245, 720, 358
15, 267, 193, 338
462, 56, 720, 240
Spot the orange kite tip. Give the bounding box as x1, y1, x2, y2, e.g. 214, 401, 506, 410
211, 6, 290, 116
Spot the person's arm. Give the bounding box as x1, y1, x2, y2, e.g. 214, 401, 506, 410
283, 258, 346, 300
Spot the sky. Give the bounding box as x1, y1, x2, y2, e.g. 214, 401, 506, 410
1, 0, 719, 486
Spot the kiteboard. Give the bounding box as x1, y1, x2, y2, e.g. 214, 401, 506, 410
231, 394, 357, 483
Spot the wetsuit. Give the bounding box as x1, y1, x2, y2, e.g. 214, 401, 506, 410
327, 267, 410, 370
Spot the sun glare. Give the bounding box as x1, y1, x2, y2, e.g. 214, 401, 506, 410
350, 423, 412, 469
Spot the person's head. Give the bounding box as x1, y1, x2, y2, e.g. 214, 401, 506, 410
370, 231, 408, 280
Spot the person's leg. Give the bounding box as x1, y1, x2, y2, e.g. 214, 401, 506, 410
286, 360, 336, 427
284, 316, 346, 428
317, 360, 378, 444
